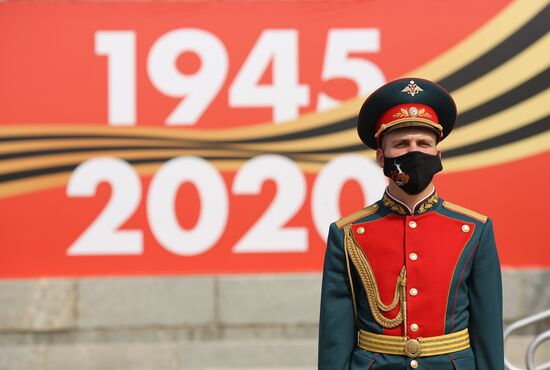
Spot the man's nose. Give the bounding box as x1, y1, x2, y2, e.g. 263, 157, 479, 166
406, 143, 419, 152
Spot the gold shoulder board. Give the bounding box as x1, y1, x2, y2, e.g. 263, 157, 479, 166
336, 204, 379, 229
442, 201, 488, 223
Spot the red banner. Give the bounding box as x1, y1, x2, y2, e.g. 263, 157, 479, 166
1, 0, 548, 278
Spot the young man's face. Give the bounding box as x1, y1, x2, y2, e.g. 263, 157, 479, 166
376, 126, 439, 167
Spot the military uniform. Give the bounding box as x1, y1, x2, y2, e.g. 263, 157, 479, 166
318, 78, 504, 370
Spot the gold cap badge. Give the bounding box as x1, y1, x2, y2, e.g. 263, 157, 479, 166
401, 80, 424, 96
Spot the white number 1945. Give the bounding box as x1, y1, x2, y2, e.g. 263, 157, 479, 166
96, 28, 385, 126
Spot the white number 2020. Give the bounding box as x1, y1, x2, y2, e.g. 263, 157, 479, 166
66, 155, 386, 256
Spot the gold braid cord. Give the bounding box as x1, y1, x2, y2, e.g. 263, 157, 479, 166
344, 225, 407, 329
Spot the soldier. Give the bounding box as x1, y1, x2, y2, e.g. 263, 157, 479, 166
318, 78, 503, 370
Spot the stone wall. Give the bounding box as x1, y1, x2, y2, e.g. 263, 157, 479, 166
0, 270, 549, 370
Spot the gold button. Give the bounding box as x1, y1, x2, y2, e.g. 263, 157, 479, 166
357, 227, 365, 235
462, 224, 470, 233
410, 359, 419, 368
410, 323, 419, 332
410, 288, 418, 296
409, 253, 418, 261
408, 221, 417, 229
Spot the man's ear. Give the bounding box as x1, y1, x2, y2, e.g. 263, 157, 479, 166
376, 148, 385, 168
437, 150, 442, 159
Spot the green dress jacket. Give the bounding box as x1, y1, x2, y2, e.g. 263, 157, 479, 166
318, 189, 503, 370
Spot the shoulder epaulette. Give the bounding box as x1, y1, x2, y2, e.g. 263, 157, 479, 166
336, 204, 379, 229
442, 201, 488, 223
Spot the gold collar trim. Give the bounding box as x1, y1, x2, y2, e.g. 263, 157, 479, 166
382, 188, 439, 216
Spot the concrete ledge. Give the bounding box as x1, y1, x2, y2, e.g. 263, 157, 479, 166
218, 275, 321, 326
177, 339, 316, 369
0, 270, 548, 369
0, 346, 43, 370
0, 335, 547, 370
43, 343, 177, 370
78, 277, 215, 329
0, 279, 75, 332
502, 269, 550, 322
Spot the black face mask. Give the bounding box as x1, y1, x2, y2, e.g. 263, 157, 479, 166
383, 151, 442, 195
